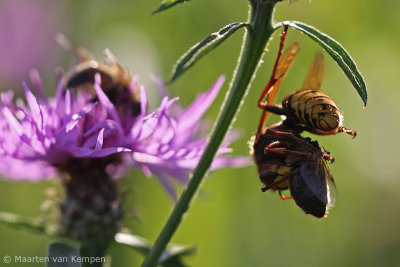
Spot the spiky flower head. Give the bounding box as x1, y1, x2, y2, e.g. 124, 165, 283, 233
0, 69, 249, 243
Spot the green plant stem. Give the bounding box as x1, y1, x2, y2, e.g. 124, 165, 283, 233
141, 1, 279, 266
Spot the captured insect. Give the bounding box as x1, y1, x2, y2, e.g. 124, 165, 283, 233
253, 123, 337, 218
252, 27, 340, 218
58, 34, 141, 117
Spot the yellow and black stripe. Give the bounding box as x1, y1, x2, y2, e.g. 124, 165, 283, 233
282, 89, 340, 132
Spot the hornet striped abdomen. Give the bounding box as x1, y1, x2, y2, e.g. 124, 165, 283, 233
258, 40, 356, 137
282, 89, 340, 133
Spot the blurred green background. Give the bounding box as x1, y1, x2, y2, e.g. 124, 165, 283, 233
1, 0, 400, 266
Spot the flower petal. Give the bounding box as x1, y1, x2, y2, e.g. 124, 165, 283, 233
177, 76, 224, 133
93, 73, 121, 124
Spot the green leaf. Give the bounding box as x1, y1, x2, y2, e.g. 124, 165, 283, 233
153, 0, 192, 14
169, 22, 250, 83
114, 233, 151, 255
47, 243, 81, 267
0, 211, 46, 234
0, 212, 78, 246
281, 21, 368, 106
115, 233, 195, 266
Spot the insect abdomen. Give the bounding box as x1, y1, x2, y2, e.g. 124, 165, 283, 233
282, 89, 340, 132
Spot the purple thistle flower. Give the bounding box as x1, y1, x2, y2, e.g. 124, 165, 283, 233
0, 73, 249, 197
131, 76, 250, 198
0, 74, 130, 181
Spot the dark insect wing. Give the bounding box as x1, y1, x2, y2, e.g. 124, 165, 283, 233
289, 163, 327, 218
289, 159, 336, 218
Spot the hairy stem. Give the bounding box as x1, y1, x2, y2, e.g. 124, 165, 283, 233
141, 1, 279, 266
